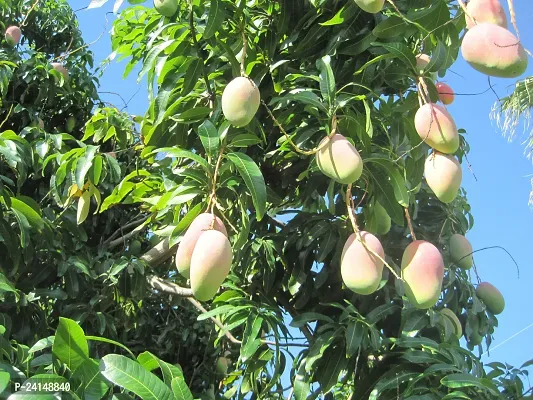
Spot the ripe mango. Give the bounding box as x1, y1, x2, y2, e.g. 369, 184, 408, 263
340, 231, 385, 295
5, 26, 21, 47
51, 63, 69, 81
175, 213, 228, 278
476, 282, 505, 315
415, 103, 459, 154
461, 23, 528, 78
401, 240, 444, 309
353, 0, 385, 13
440, 308, 462, 338
190, 230, 233, 301
154, 0, 178, 17
449, 233, 473, 269
315, 134, 363, 184
436, 82, 454, 105
222, 77, 260, 127
465, 0, 507, 29
424, 152, 462, 203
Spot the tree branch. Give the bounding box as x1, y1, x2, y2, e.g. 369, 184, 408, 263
276, 291, 314, 343
147, 275, 194, 297
103, 215, 149, 247
140, 238, 177, 267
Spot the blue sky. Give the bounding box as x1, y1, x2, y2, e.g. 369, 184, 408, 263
70, 0, 533, 383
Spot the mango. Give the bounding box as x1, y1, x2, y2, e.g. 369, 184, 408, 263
424, 152, 462, 203
5, 26, 21, 47
461, 23, 528, 78
476, 282, 505, 315
315, 134, 363, 184
66, 116, 76, 133
414, 103, 459, 154
436, 82, 454, 105
440, 308, 462, 338
51, 63, 69, 81
175, 213, 228, 279
353, 0, 385, 13
340, 231, 385, 295
416, 54, 431, 71
401, 240, 444, 309
154, 0, 178, 17
222, 77, 260, 127
466, 316, 483, 345
373, 201, 391, 235
190, 230, 233, 301
449, 233, 473, 269
465, 0, 507, 29
216, 357, 229, 375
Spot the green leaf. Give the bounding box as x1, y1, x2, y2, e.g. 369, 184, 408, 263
226, 152, 267, 221
426, 41, 447, 73
71, 358, 110, 399
441, 374, 500, 396
293, 364, 310, 400
0, 273, 16, 294
10, 197, 44, 230
271, 91, 327, 112
317, 344, 347, 393
0, 371, 9, 393
366, 158, 409, 207
52, 317, 89, 372
197, 119, 220, 158
366, 304, 401, 324
317, 55, 335, 107
229, 134, 262, 148
241, 314, 264, 362
372, 16, 406, 38
139, 40, 175, 82
152, 148, 210, 170
181, 58, 203, 97
100, 355, 174, 400
290, 312, 334, 328
203, 0, 226, 39
345, 320, 365, 356
29, 336, 55, 353
171, 376, 193, 400
373, 42, 416, 70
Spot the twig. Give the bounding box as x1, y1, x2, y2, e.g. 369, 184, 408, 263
461, 145, 478, 181
346, 184, 402, 280
507, 0, 519, 40
404, 208, 417, 241
262, 100, 334, 156
287, 387, 294, 400
21, 0, 40, 27
0, 104, 14, 130
189, 5, 215, 103
214, 201, 238, 233
453, 246, 520, 279
457, 0, 475, 27
276, 292, 314, 343
240, 17, 248, 77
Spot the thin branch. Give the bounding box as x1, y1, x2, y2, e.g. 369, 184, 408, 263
262, 100, 334, 156
346, 184, 401, 281
507, 0, 519, 40
21, 0, 40, 27
404, 207, 417, 241
103, 215, 150, 247
147, 275, 194, 297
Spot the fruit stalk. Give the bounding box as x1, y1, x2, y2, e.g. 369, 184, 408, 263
457, 0, 476, 27
207, 146, 226, 214
404, 207, 417, 240
346, 184, 401, 280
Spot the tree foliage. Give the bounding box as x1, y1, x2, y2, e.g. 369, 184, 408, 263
0, 0, 530, 399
